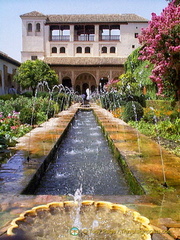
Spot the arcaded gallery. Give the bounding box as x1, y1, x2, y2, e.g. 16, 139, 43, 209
20, 11, 148, 94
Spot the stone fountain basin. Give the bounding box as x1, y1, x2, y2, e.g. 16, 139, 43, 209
7, 200, 153, 240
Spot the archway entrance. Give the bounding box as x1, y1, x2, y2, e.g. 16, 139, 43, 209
99, 77, 108, 92
62, 77, 72, 88
75, 73, 96, 95
82, 83, 89, 95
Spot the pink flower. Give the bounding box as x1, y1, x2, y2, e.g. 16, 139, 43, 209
10, 126, 18, 130
138, 0, 180, 93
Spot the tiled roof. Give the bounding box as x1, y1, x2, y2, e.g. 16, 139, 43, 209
20, 11, 148, 23
20, 11, 46, 18
0, 51, 21, 66
47, 14, 148, 23
44, 57, 126, 66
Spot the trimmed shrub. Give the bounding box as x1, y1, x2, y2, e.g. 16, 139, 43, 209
0, 94, 17, 101
19, 107, 37, 125
21, 91, 33, 98
122, 101, 144, 122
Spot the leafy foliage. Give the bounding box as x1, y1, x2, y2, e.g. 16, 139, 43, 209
0, 93, 72, 151
122, 101, 144, 122
121, 48, 157, 99
138, 1, 180, 96
14, 60, 58, 96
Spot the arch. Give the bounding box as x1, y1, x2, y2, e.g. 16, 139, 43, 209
110, 46, 116, 53
102, 46, 107, 53
76, 47, 82, 53
7, 75, 12, 91
75, 73, 96, 95
99, 77, 108, 92
82, 83, 89, 95
27, 23, 32, 32
36, 23, 41, 32
52, 47, 57, 53
62, 77, 72, 88
75, 85, 81, 94
60, 47, 65, 53
85, 47, 90, 53
91, 85, 96, 93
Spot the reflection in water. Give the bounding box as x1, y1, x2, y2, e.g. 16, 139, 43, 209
35, 110, 131, 195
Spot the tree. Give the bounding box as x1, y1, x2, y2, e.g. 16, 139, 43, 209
14, 60, 58, 96
138, 0, 180, 98
166, 0, 180, 5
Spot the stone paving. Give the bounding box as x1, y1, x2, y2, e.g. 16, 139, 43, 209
0, 103, 179, 239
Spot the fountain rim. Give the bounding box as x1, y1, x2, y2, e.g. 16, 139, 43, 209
7, 200, 153, 239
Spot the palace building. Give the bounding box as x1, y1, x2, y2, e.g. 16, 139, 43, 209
20, 11, 148, 94
0, 51, 20, 95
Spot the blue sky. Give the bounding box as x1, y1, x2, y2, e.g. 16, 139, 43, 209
0, 0, 168, 62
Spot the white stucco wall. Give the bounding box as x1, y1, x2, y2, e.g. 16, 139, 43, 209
21, 17, 148, 61
21, 17, 46, 62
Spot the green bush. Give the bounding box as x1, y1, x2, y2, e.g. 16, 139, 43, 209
0, 135, 7, 151
36, 112, 47, 123
146, 100, 174, 110
21, 91, 33, 98
0, 94, 17, 101
11, 96, 32, 112
19, 107, 37, 125
0, 100, 14, 117
34, 97, 59, 118
122, 101, 144, 122
36, 91, 50, 98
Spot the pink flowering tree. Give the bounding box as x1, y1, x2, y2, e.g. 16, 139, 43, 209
104, 78, 120, 91
138, 0, 180, 98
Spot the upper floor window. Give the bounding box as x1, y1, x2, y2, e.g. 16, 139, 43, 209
76, 47, 82, 53
134, 33, 139, 38
85, 47, 90, 53
52, 47, 57, 53
74, 25, 95, 41
99, 25, 120, 41
60, 47, 66, 53
110, 47, 116, 53
27, 23, 32, 32
102, 46, 107, 53
50, 25, 70, 41
36, 23, 41, 32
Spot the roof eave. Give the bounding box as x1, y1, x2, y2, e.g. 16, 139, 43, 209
0, 54, 21, 66
49, 63, 124, 67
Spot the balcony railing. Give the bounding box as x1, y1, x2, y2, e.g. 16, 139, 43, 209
99, 35, 120, 41
74, 35, 95, 41
49, 34, 120, 41
50, 35, 70, 41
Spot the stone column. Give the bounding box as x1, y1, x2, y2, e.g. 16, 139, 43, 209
70, 25, 74, 41
71, 70, 75, 89
59, 71, 62, 84
95, 25, 99, 42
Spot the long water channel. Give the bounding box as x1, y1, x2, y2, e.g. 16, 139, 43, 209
35, 110, 131, 195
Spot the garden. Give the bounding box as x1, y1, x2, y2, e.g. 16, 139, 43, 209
0, 0, 180, 160
98, 0, 180, 157
0, 59, 77, 162
0, 92, 73, 155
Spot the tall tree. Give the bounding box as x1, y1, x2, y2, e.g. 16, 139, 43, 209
138, 0, 180, 98
14, 60, 58, 96
166, 0, 180, 5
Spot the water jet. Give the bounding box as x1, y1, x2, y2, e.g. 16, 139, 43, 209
7, 200, 153, 240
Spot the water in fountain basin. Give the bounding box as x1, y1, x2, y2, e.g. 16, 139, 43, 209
35, 110, 131, 195
13, 202, 151, 240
